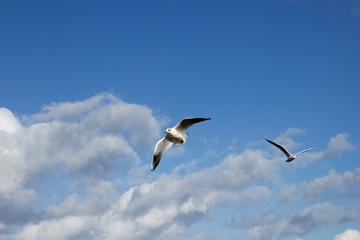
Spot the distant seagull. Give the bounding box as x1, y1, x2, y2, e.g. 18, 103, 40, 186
151, 117, 211, 171
265, 138, 312, 162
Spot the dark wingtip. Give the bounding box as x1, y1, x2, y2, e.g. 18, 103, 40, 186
150, 163, 157, 171
151, 154, 160, 171
150, 162, 156, 171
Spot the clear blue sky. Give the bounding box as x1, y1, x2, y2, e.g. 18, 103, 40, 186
0, 1, 359, 240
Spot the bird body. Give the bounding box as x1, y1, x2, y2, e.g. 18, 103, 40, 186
151, 117, 211, 171
285, 154, 296, 162
164, 128, 188, 146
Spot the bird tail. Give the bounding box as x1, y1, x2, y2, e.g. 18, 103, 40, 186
182, 133, 189, 143
173, 133, 189, 147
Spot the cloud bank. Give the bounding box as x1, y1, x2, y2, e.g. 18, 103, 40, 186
0, 93, 162, 227
0, 93, 358, 240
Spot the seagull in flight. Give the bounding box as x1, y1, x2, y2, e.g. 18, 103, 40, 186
151, 117, 211, 171
265, 138, 312, 162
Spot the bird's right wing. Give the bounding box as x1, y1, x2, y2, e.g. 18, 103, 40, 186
265, 138, 291, 157
174, 117, 211, 132
151, 137, 173, 171
295, 148, 312, 156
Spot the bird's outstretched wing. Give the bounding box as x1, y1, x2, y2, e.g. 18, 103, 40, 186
295, 148, 312, 156
265, 138, 291, 157
151, 137, 173, 171
174, 117, 211, 132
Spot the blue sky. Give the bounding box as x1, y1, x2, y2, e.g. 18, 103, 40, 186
0, 1, 359, 239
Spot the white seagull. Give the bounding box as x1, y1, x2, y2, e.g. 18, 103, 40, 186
151, 117, 211, 171
265, 138, 312, 162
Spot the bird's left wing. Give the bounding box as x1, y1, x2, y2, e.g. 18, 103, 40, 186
151, 137, 173, 171
265, 138, 291, 157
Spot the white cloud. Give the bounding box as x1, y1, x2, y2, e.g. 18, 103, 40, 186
87, 180, 117, 198
93, 149, 277, 239
286, 202, 358, 236
0, 108, 21, 133
230, 210, 283, 229
4, 134, 359, 240
0, 93, 163, 226
0, 223, 7, 232
238, 186, 272, 207
193, 233, 239, 240
14, 216, 98, 240
1, 98, 359, 240
276, 184, 298, 204
23, 93, 163, 147
307, 133, 356, 162
0, 110, 39, 225
282, 128, 306, 137
277, 167, 360, 203
230, 202, 359, 240
333, 229, 360, 240
301, 168, 360, 199
43, 193, 110, 218
30, 149, 267, 239
230, 210, 286, 240
23, 93, 115, 123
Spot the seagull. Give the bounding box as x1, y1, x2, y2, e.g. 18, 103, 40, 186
265, 138, 312, 162
151, 117, 211, 171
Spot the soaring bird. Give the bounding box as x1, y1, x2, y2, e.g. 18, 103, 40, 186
151, 117, 211, 171
265, 138, 312, 162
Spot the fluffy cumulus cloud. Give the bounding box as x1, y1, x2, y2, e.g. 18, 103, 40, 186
277, 167, 360, 203
307, 133, 356, 163
1, 107, 279, 239
0, 94, 358, 240
0, 108, 21, 133
231, 202, 359, 240
0, 93, 163, 228
334, 229, 360, 240
14, 216, 98, 240
9, 148, 276, 240
93, 149, 276, 240
1, 147, 269, 239
301, 168, 360, 199
230, 210, 287, 240
287, 202, 358, 236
